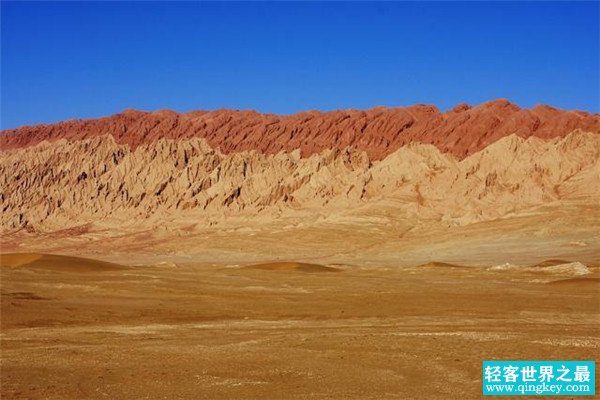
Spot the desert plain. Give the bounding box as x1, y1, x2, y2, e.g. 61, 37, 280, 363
2, 202, 600, 399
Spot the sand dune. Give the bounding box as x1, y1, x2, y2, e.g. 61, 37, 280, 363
531, 259, 573, 268
416, 261, 469, 269
0, 253, 127, 272
244, 261, 340, 273
546, 277, 600, 287
0, 253, 43, 267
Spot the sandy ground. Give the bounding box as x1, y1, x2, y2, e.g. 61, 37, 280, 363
2, 201, 600, 266
1, 253, 599, 399
1, 203, 599, 398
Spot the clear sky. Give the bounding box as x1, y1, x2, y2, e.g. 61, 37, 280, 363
1, 1, 598, 129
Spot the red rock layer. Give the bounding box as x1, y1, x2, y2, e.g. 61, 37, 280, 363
1, 99, 598, 159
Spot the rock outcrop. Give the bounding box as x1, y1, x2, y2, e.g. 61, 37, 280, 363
2, 129, 599, 232
2, 100, 599, 159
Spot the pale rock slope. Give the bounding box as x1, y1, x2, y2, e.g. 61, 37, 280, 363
1, 130, 598, 232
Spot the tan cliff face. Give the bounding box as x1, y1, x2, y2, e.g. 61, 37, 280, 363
1, 129, 599, 233
2, 99, 599, 159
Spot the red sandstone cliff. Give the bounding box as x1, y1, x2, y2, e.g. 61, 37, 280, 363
2, 99, 598, 159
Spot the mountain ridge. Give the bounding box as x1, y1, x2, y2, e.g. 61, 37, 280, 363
2, 99, 599, 159
2, 130, 598, 232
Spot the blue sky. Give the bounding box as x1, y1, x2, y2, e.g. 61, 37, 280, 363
1, 1, 598, 129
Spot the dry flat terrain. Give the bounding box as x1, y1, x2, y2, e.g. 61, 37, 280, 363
1, 253, 599, 399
